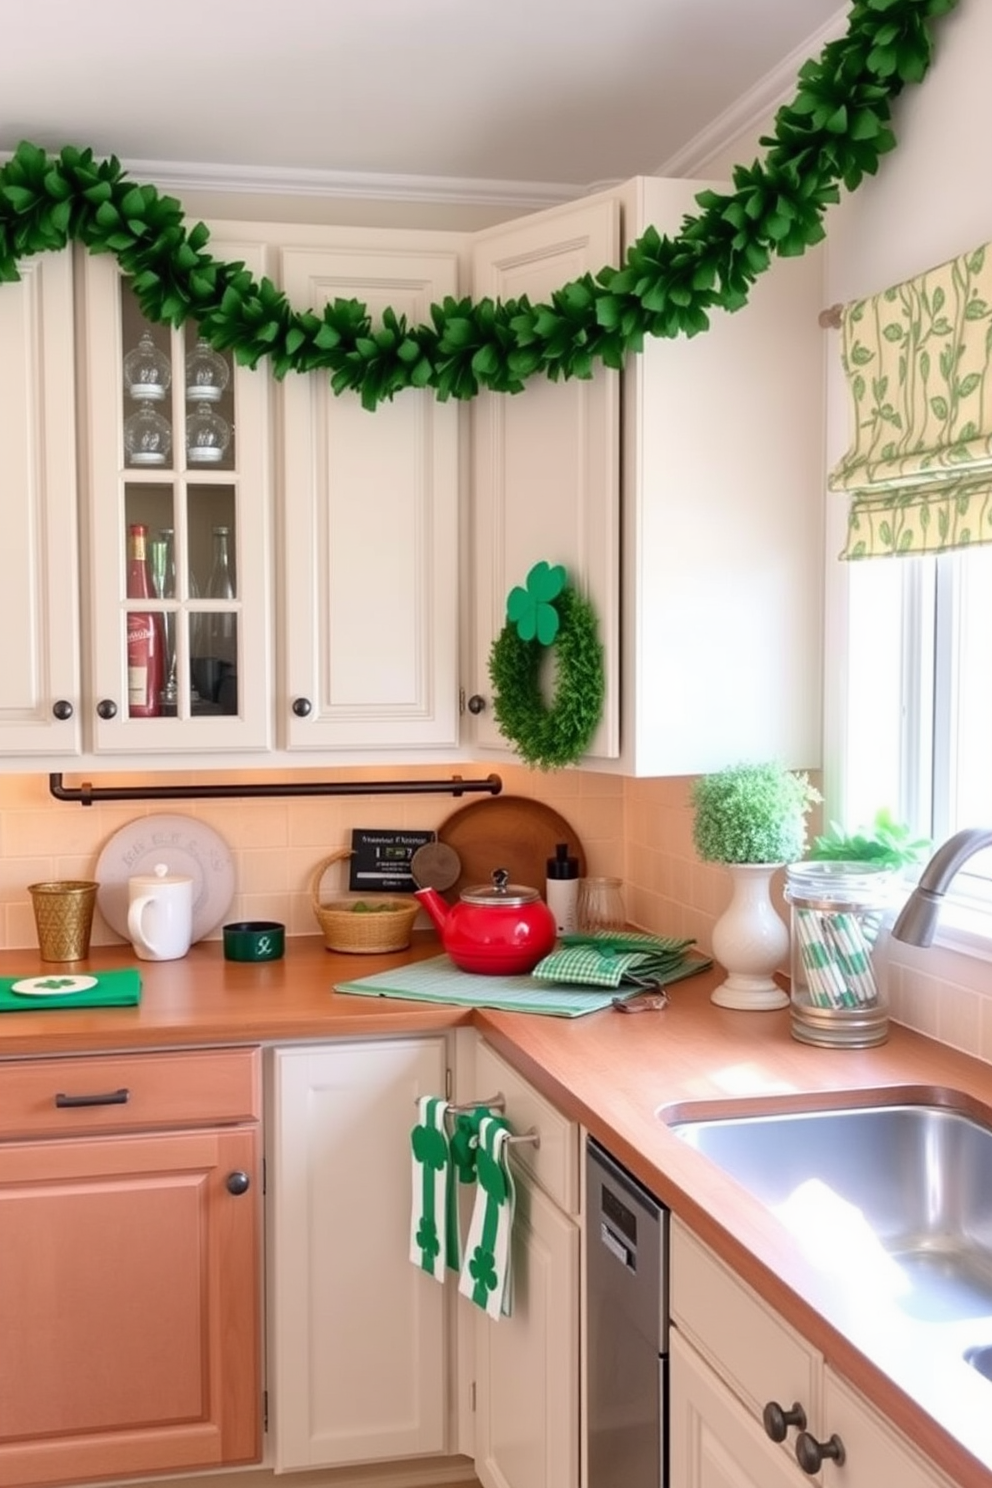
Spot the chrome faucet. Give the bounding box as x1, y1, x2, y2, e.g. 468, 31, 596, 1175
891, 828, 992, 946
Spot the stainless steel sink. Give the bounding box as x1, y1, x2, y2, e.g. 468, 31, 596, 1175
667, 1100, 992, 1331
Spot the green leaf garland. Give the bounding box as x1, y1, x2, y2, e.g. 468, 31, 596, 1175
488, 585, 605, 770
0, 0, 957, 410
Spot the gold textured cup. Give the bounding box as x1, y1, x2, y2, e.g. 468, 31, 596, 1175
27, 881, 99, 962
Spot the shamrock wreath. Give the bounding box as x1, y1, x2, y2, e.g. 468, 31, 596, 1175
488, 562, 605, 771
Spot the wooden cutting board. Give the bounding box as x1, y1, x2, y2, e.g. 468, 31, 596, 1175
437, 796, 586, 900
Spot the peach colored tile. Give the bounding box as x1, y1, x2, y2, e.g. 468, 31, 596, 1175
937, 982, 983, 1056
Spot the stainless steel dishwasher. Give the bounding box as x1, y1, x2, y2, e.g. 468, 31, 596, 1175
586, 1137, 668, 1488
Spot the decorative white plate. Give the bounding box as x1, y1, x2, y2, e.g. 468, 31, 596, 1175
96, 814, 235, 945
11, 975, 98, 997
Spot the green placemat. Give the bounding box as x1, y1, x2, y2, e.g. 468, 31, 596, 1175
0, 968, 142, 1013
336, 952, 711, 1018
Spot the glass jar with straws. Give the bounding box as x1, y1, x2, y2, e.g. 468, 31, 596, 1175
784, 861, 896, 1048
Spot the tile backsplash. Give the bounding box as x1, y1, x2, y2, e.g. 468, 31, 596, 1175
3, 762, 990, 1063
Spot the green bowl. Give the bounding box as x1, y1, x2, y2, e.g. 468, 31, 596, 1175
223, 921, 285, 963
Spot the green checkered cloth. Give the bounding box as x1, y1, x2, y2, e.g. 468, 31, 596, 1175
532, 931, 698, 990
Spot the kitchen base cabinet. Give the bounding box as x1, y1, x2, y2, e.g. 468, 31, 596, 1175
0, 1047, 262, 1488
470, 1041, 580, 1488
671, 1218, 956, 1488
670, 1330, 808, 1488
266, 1038, 451, 1473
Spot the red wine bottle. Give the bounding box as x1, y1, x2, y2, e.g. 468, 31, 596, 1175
126, 523, 164, 717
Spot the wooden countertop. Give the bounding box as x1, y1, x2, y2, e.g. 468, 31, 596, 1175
2, 933, 991, 1485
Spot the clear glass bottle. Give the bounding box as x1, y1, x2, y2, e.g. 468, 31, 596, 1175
784, 861, 895, 1047
148, 529, 178, 715
194, 525, 238, 713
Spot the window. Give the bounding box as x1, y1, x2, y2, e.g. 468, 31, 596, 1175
842, 545, 992, 939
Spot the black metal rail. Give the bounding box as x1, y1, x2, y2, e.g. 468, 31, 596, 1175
49, 772, 503, 807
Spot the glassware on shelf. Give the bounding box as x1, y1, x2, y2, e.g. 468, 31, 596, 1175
123, 330, 171, 402
185, 336, 230, 402
124, 405, 172, 466
186, 405, 231, 464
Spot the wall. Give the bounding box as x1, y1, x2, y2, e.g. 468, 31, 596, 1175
0, 764, 626, 950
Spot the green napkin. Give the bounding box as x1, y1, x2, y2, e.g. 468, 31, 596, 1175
0, 968, 142, 1013
532, 931, 700, 990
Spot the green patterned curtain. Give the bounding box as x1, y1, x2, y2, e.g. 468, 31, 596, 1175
829, 242, 992, 560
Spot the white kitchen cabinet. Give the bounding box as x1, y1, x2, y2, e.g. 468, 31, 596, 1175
78, 237, 274, 758
279, 232, 461, 752
0, 249, 82, 755
467, 175, 824, 775
821, 1368, 957, 1488
266, 1037, 451, 1472
614, 175, 824, 775
468, 197, 621, 760
671, 1329, 810, 1488
670, 1218, 955, 1488
470, 1040, 580, 1488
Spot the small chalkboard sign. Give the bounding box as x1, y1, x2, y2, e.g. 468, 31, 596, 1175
348, 829, 436, 893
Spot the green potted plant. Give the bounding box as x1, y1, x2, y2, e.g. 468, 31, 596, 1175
807, 808, 931, 870
690, 762, 821, 1012
691, 761, 821, 867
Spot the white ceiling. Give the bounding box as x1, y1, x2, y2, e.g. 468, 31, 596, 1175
1, 0, 844, 199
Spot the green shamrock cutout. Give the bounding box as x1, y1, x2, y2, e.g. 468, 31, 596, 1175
37, 977, 78, 990
506, 561, 567, 645
411, 1121, 448, 1171
468, 1245, 499, 1294
476, 1146, 508, 1204
415, 1217, 441, 1263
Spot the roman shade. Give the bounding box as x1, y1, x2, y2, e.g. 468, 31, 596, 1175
829, 240, 992, 560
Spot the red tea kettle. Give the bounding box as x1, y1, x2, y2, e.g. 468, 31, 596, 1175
415, 868, 557, 975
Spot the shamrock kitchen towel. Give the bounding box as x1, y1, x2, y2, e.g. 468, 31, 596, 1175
410, 1096, 452, 1282
459, 1113, 516, 1320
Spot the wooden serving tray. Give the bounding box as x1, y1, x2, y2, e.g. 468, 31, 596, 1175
437, 795, 586, 900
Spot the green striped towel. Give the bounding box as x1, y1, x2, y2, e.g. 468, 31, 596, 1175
532, 931, 699, 990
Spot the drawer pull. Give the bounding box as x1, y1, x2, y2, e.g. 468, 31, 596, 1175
226, 1170, 251, 1195
763, 1400, 806, 1442
55, 1087, 131, 1109
795, 1431, 846, 1474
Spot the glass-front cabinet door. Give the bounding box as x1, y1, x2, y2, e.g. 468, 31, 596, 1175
79, 238, 272, 755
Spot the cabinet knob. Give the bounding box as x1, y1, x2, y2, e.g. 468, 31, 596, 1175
467, 694, 486, 715
795, 1431, 845, 1474
96, 699, 118, 720
226, 1170, 251, 1195
52, 699, 74, 721
292, 697, 312, 718
762, 1401, 806, 1442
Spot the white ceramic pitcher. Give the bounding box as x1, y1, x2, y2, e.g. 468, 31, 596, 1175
127, 863, 194, 961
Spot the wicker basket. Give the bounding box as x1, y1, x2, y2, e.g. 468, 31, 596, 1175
309, 849, 420, 954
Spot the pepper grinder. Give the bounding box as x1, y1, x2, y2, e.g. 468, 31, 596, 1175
546, 842, 580, 935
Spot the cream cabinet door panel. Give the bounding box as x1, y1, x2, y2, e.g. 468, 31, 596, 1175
80, 240, 273, 757
267, 1038, 449, 1471
474, 1166, 579, 1488
470, 198, 621, 759
670, 1331, 807, 1488
822, 1368, 955, 1488
280, 245, 460, 751
0, 250, 81, 756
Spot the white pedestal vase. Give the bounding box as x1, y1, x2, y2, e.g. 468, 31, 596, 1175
710, 863, 790, 1010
